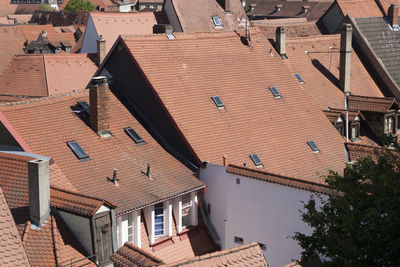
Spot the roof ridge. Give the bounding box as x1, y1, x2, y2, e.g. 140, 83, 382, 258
21, 221, 31, 247
50, 186, 114, 206
123, 242, 164, 264
51, 216, 62, 266
0, 89, 88, 108
350, 94, 395, 101
286, 33, 340, 43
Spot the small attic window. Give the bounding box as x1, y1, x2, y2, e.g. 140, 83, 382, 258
269, 86, 281, 98
294, 73, 304, 83
124, 127, 145, 144
211, 96, 225, 108
307, 140, 320, 152
67, 141, 90, 160
249, 154, 263, 167
212, 16, 222, 27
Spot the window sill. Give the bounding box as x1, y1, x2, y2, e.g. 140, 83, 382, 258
177, 225, 195, 236
151, 235, 172, 247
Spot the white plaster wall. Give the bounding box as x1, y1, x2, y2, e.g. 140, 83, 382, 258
80, 15, 98, 54
200, 164, 324, 267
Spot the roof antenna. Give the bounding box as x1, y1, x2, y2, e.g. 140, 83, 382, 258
107, 168, 119, 186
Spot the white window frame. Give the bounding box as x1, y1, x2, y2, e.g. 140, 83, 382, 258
117, 211, 141, 248
172, 192, 198, 233
154, 203, 164, 238
181, 194, 192, 228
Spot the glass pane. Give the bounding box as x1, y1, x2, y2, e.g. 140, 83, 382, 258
67, 141, 89, 159
182, 210, 191, 227
124, 127, 144, 143
182, 194, 191, 207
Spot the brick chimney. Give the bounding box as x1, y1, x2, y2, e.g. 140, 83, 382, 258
276, 27, 287, 59
339, 23, 352, 95
90, 76, 110, 137
225, 0, 231, 13
29, 158, 50, 227
97, 35, 106, 66
388, 4, 399, 28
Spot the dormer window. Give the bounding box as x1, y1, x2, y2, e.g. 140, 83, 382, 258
212, 16, 222, 27
351, 123, 360, 141
384, 115, 395, 135
67, 141, 90, 161
249, 154, 263, 168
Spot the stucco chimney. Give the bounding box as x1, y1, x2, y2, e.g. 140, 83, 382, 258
29, 158, 50, 227
339, 23, 352, 95
276, 27, 287, 59
388, 4, 399, 27
90, 76, 110, 137
225, 0, 231, 13
97, 35, 106, 66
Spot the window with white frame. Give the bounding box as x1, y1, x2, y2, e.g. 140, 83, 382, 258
385, 115, 395, 134
181, 194, 192, 228
127, 213, 134, 242
154, 203, 164, 237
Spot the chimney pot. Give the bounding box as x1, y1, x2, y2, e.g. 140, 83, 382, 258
389, 4, 399, 27
29, 158, 50, 227
276, 27, 287, 59
90, 76, 110, 137
225, 0, 231, 13
339, 23, 352, 95
223, 155, 227, 166
97, 35, 106, 66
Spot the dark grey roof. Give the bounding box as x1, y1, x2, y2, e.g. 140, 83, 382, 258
355, 17, 400, 86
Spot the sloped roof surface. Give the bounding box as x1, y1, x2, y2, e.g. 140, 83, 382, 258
166, 242, 268, 266
337, 0, 383, 17
348, 94, 397, 112
323, 109, 361, 122
171, 0, 246, 32
0, 54, 97, 101
90, 12, 157, 53
255, 19, 322, 38
345, 142, 397, 162
285, 34, 384, 110
121, 31, 347, 183
0, 90, 204, 215
355, 17, 400, 88
0, 187, 30, 267
112, 242, 164, 267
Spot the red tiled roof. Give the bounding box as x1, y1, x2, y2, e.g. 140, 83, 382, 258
323, 108, 363, 122
0, 54, 97, 101
0, 187, 30, 267
112, 242, 164, 267
348, 94, 397, 113
0, 90, 204, 215
119, 31, 347, 183
285, 34, 384, 111
255, 19, 322, 38
226, 164, 332, 193
170, 0, 246, 32
337, 0, 383, 17
50, 187, 116, 217
166, 242, 268, 267
345, 142, 398, 162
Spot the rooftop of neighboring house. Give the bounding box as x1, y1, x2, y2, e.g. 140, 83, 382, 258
254, 18, 323, 38
58, 0, 120, 10
347, 94, 398, 113
0, 0, 39, 17
114, 30, 347, 184
0, 54, 97, 102
0, 14, 32, 25
336, 0, 383, 17
0, 88, 204, 215
352, 16, 400, 90
169, 0, 247, 32
88, 11, 158, 53
0, 186, 30, 267
345, 142, 399, 162
0, 152, 96, 266
245, 0, 333, 21
0, 24, 77, 76
285, 34, 385, 110
29, 10, 89, 28
112, 241, 268, 266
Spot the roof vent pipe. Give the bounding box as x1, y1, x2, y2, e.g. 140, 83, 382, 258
276, 27, 287, 59
97, 35, 106, 66
146, 163, 152, 179
29, 158, 50, 228
339, 23, 352, 95
223, 155, 227, 166
90, 76, 111, 137
388, 4, 399, 28
225, 0, 231, 14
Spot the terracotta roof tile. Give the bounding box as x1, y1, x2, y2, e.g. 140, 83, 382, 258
112, 242, 164, 267
120, 31, 347, 183
345, 142, 398, 162
50, 186, 115, 217
0, 53, 97, 101
0, 187, 30, 267
285, 34, 385, 111
166, 242, 268, 267
170, 0, 246, 32
323, 108, 362, 122
255, 20, 322, 38
348, 94, 397, 112
0, 90, 204, 215
337, 0, 383, 17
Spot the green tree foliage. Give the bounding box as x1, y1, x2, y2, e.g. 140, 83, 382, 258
294, 150, 400, 266
39, 3, 55, 11
64, 0, 95, 13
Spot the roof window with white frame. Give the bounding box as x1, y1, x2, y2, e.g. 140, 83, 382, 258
269, 86, 282, 98
212, 16, 222, 27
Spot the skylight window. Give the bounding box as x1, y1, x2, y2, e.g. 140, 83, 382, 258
211, 96, 225, 108
294, 73, 304, 83
249, 154, 263, 167
269, 86, 281, 98
77, 101, 90, 115
67, 141, 90, 160
124, 127, 145, 144
307, 140, 320, 152
212, 16, 222, 27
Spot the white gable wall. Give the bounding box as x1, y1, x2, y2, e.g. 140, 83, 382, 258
81, 14, 99, 54
200, 163, 325, 267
